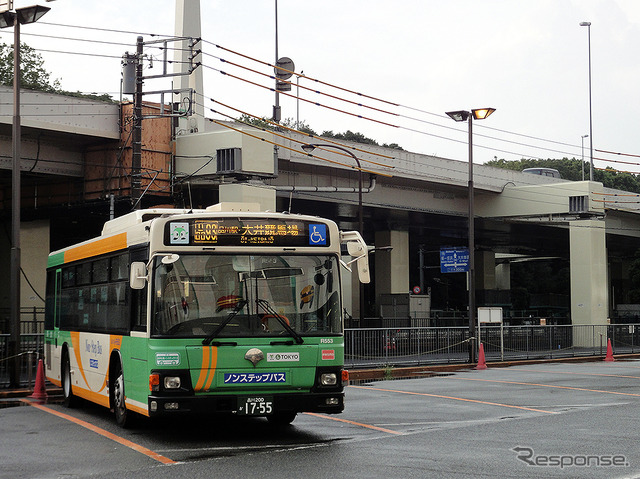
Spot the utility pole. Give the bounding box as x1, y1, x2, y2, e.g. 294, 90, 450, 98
131, 36, 143, 208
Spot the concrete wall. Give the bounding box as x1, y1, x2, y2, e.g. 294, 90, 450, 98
0, 220, 49, 312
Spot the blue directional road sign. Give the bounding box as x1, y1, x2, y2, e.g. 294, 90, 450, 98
440, 248, 469, 273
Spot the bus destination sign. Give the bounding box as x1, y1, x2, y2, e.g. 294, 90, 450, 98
165, 218, 330, 247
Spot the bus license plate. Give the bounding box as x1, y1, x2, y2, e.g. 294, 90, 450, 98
238, 397, 273, 416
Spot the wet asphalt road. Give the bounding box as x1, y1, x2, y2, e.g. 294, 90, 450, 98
2, 360, 640, 479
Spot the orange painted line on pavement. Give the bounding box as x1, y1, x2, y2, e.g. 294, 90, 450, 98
20, 399, 176, 465
304, 412, 403, 435
453, 377, 640, 397
349, 385, 556, 414
514, 368, 640, 380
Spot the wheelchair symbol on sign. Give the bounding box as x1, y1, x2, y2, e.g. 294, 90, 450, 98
309, 224, 327, 245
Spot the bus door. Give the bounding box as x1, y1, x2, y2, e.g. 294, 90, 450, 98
45, 269, 63, 381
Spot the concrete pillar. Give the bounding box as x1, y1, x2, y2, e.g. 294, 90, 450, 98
570, 219, 608, 326
0, 220, 49, 311
374, 230, 409, 295
475, 250, 496, 290
21, 220, 49, 309
495, 263, 511, 290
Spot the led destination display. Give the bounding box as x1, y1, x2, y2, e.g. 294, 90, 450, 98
165, 218, 330, 247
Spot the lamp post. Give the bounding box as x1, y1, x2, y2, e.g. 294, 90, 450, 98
580, 21, 594, 181
581, 134, 589, 181
301, 143, 364, 322
445, 108, 495, 364
0, 3, 51, 387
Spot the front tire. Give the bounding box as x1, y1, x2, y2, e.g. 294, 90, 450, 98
61, 352, 77, 408
112, 365, 130, 427
267, 411, 297, 426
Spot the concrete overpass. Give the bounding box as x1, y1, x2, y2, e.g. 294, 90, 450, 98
176, 123, 640, 327
2, 87, 640, 330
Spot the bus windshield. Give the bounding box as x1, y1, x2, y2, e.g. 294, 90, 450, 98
152, 254, 341, 338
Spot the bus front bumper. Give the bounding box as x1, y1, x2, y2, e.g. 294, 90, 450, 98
147, 391, 345, 417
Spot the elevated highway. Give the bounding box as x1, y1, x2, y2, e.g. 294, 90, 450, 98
1, 88, 639, 328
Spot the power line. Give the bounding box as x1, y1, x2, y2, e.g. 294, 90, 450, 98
5, 23, 640, 168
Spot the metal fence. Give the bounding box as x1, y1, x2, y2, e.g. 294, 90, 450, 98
3, 312, 640, 387
345, 324, 640, 369
0, 307, 45, 389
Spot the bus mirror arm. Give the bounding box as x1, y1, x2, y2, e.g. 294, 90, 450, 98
130, 254, 180, 290
130, 262, 148, 290
339, 230, 371, 284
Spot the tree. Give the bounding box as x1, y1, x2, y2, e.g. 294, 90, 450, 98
0, 42, 61, 92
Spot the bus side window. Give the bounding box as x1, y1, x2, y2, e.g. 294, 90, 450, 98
130, 246, 148, 333
131, 287, 147, 332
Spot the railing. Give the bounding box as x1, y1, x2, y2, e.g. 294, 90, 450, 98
345, 324, 640, 369
3, 317, 640, 387
0, 307, 45, 389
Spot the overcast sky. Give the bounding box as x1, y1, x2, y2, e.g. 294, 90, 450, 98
2, 0, 640, 172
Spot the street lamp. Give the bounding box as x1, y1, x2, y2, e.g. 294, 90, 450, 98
445, 107, 496, 364
0, 3, 51, 388
301, 143, 364, 322
581, 134, 589, 181
580, 21, 594, 181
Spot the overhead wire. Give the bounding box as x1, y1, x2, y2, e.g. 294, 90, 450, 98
205, 117, 393, 177
204, 49, 605, 162
188, 96, 610, 205
199, 53, 631, 164
8, 24, 640, 173
207, 107, 394, 170
208, 98, 396, 165
6, 23, 590, 163
207, 40, 604, 157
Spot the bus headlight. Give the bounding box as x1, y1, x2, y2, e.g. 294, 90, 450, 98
320, 373, 337, 386
164, 376, 181, 389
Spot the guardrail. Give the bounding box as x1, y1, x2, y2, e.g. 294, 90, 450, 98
0, 308, 45, 389
345, 324, 640, 369
3, 322, 639, 388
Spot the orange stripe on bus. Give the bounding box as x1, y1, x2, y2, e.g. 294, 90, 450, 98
204, 347, 218, 390
64, 233, 128, 263
72, 384, 111, 408
195, 347, 210, 391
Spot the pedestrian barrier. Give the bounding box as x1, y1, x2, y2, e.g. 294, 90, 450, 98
2, 321, 639, 388
345, 323, 639, 369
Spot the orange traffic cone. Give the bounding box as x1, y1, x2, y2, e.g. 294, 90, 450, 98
29, 359, 48, 402
604, 338, 615, 362
476, 343, 488, 370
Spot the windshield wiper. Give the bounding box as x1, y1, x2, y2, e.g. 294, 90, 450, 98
202, 299, 247, 346
256, 299, 304, 344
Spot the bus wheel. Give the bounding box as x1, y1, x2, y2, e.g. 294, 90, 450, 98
267, 411, 297, 426
62, 352, 76, 408
112, 366, 129, 427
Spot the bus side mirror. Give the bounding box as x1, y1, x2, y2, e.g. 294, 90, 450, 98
340, 231, 371, 284
347, 243, 371, 283
130, 262, 148, 289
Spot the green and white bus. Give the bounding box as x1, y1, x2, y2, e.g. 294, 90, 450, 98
44, 202, 369, 427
